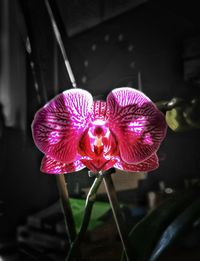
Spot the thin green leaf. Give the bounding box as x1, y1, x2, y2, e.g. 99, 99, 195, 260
69, 197, 110, 232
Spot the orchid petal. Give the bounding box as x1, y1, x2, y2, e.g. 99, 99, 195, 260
32, 89, 93, 163
114, 153, 158, 172
41, 155, 85, 174
91, 101, 108, 121
107, 87, 167, 163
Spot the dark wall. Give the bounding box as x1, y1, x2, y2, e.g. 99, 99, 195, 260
66, 1, 200, 188
0, 0, 200, 239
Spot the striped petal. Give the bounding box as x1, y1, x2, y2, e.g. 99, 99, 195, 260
107, 87, 167, 163
41, 155, 85, 174
91, 100, 109, 121
32, 89, 93, 163
114, 153, 158, 172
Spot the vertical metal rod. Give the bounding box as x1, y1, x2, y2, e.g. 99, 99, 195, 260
103, 173, 133, 261
44, 0, 77, 88
53, 39, 59, 95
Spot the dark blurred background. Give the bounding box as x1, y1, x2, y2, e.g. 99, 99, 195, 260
0, 0, 200, 260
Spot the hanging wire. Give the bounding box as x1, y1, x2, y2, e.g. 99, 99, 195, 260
44, 0, 77, 88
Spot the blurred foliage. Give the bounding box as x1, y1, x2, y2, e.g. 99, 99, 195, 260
156, 97, 200, 132
149, 197, 200, 261
121, 186, 200, 261
69, 198, 110, 232
166, 106, 191, 132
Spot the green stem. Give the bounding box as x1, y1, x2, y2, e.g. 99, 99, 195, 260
56, 175, 81, 260
56, 175, 76, 242
66, 174, 103, 261
103, 173, 133, 261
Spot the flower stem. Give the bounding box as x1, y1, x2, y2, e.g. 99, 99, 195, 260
56, 174, 80, 259
66, 174, 103, 261
103, 173, 133, 261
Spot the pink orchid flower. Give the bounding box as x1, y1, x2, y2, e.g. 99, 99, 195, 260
32, 87, 167, 174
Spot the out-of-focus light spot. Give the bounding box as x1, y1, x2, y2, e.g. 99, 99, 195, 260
165, 187, 174, 194
130, 61, 135, 69
159, 181, 165, 192
30, 61, 34, 68
84, 60, 89, 67
128, 44, 134, 51
167, 101, 174, 107
91, 44, 97, 51
35, 83, 39, 91
148, 191, 157, 209
193, 218, 200, 227
118, 33, 124, 41
81, 76, 87, 83
104, 34, 110, 42
25, 37, 31, 53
